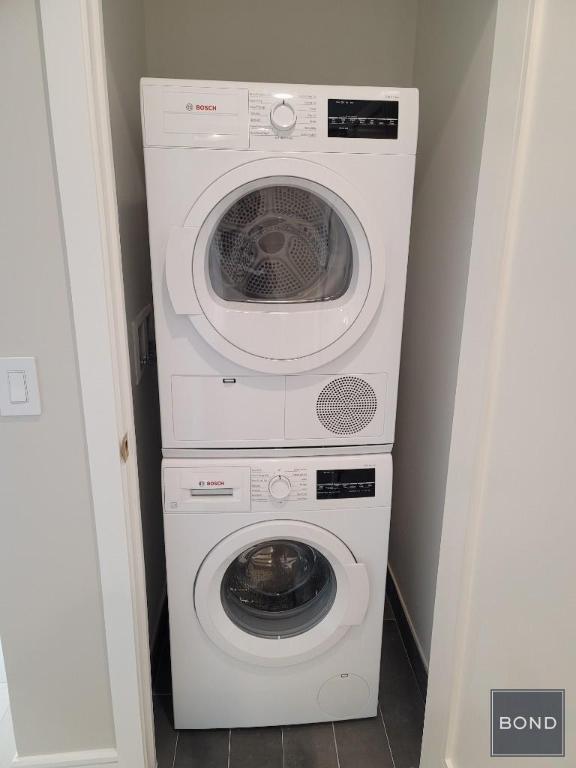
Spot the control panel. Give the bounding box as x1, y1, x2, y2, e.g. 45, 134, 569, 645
316, 468, 376, 499
250, 463, 379, 506
246, 86, 414, 153
251, 466, 308, 502
328, 99, 398, 140
249, 91, 319, 141
142, 79, 417, 155
163, 455, 391, 513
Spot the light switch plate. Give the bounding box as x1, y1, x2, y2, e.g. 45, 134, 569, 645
0, 357, 42, 416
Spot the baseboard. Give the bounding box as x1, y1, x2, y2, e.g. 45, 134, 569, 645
386, 566, 429, 700
12, 748, 118, 768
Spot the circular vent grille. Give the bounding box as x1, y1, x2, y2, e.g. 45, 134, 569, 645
316, 377, 378, 435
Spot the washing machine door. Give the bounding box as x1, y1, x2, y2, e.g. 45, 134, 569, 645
165, 158, 385, 374
194, 519, 370, 666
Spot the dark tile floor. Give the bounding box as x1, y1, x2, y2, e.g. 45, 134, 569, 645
153, 599, 425, 768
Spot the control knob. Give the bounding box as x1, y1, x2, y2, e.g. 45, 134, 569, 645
270, 101, 297, 132
268, 474, 291, 501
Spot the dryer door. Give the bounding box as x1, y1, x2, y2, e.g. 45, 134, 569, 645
194, 519, 370, 666
165, 158, 385, 374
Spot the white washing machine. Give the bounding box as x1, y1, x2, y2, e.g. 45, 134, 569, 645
163, 453, 391, 729
142, 79, 418, 452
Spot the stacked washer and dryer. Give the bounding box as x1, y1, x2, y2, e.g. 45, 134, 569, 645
141, 79, 417, 729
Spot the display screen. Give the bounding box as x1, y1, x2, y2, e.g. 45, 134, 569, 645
328, 99, 398, 139
316, 468, 376, 499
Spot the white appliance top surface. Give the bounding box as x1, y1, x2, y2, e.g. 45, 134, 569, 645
141, 78, 418, 155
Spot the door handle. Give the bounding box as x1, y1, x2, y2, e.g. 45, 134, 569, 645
165, 226, 202, 315
341, 562, 370, 626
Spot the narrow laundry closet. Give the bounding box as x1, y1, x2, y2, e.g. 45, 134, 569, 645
99, 1, 499, 766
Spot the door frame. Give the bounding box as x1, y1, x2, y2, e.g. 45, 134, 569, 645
420, 0, 536, 765
35, 1, 536, 767
38, 1, 154, 767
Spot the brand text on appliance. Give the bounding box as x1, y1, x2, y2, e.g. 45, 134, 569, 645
185, 103, 217, 112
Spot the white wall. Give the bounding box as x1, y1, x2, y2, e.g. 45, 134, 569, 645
101, 0, 166, 644
388, 0, 498, 664
451, 1, 576, 762
143, 0, 418, 86
0, 0, 115, 756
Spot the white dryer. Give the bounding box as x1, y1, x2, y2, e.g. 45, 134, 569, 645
163, 453, 391, 728
142, 80, 418, 451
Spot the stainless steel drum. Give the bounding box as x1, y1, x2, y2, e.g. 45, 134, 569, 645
221, 539, 337, 638
208, 185, 354, 303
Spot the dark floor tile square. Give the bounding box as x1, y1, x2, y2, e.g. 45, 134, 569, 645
283, 722, 338, 768
174, 728, 229, 768
229, 726, 282, 768
153, 695, 177, 768
334, 717, 394, 768
153, 633, 172, 695
379, 622, 424, 768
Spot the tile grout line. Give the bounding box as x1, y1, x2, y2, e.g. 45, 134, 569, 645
227, 728, 231, 768
379, 702, 397, 768
170, 730, 179, 768
331, 722, 341, 768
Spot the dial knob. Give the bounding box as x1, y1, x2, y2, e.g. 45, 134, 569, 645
268, 474, 291, 501
270, 101, 297, 131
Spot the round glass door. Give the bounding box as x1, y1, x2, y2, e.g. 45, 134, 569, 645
193, 519, 370, 665
208, 185, 354, 304
220, 539, 337, 638
169, 158, 385, 373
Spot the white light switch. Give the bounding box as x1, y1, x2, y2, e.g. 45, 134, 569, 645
8, 371, 28, 403
0, 358, 41, 416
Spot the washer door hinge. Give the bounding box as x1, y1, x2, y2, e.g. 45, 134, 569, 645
120, 433, 129, 463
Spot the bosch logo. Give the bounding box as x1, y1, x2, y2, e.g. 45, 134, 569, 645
185, 103, 217, 112
198, 480, 225, 486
